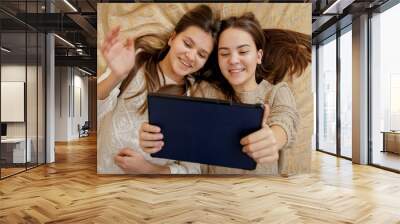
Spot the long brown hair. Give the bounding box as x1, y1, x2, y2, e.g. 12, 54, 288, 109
118, 5, 219, 114
199, 13, 311, 102
262, 29, 311, 84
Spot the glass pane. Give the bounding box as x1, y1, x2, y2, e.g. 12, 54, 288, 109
1, 31, 27, 177
318, 37, 337, 154
371, 3, 400, 171
340, 29, 352, 158
38, 32, 45, 165
0, 1, 46, 178
312, 45, 317, 150
27, 31, 38, 169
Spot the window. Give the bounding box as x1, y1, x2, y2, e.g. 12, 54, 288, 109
340, 28, 352, 158
371, 2, 400, 171
0, 1, 47, 179
317, 36, 337, 154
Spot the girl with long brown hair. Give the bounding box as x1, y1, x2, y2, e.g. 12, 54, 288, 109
139, 12, 311, 174
97, 5, 219, 174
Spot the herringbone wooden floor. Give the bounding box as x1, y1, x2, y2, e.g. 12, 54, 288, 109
1, 135, 400, 223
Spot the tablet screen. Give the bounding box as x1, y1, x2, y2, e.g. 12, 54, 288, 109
148, 93, 263, 170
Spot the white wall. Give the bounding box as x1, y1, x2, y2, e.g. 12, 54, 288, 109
55, 67, 69, 141
70, 72, 89, 139
1, 65, 35, 137
1, 65, 26, 81
54, 67, 89, 141
1, 82, 25, 122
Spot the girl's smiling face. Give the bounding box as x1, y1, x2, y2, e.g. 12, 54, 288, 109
164, 26, 214, 82
218, 27, 263, 92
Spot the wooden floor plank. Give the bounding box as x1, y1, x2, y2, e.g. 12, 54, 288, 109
0, 135, 400, 223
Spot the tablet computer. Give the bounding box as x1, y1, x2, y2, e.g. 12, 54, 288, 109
147, 93, 264, 170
